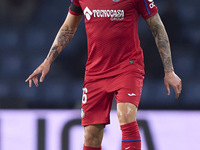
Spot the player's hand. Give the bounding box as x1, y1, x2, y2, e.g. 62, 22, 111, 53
164, 71, 182, 99
25, 61, 50, 87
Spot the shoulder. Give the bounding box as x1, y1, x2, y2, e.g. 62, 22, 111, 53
134, 0, 158, 20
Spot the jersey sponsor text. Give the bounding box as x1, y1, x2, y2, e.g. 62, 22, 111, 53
84, 7, 124, 21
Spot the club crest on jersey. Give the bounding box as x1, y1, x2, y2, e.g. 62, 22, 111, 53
83, 7, 124, 21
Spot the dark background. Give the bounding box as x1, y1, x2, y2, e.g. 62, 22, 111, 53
0, 0, 199, 110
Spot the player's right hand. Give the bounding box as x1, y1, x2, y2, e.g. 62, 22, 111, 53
25, 61, 50, 87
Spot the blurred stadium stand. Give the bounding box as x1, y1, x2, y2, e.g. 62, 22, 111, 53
0, 0, 199, 109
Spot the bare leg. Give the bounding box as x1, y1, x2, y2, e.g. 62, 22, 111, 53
117, 102, 141, 150
117, 102, 137, 125
84, 124, 105, 147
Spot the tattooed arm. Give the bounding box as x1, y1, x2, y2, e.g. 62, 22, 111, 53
46, 28, 73, 63
145, 13, 182, 99
146, 13, 173, 72
25, 12, 83, 87
46, 13, 83, 63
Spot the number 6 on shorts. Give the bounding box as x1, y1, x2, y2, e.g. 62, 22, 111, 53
82, 88, 88, 104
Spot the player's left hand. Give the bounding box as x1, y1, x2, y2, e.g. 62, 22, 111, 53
164, 71, 182, 99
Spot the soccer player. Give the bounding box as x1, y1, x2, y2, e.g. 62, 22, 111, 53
26, 0, 182, 149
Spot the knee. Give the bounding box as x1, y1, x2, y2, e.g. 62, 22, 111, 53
117, 103, 137, 125
117, 109, 136, 124
84, 125, 104, 147
84, 132, 100, 146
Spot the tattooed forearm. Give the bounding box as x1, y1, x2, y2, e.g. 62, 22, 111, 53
47, 46, 58, 60
46, 26, 74, 62
146, 13, 174, 72
58, 29, 73, 45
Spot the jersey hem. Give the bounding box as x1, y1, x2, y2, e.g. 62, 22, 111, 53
84, 67, 145, 81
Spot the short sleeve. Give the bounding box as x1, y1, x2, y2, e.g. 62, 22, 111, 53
134, 0, 158, 20
69, 0, 83, 15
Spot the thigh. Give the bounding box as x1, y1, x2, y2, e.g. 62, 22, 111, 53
114, 72, 144, 108
81, 78, 114, 126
